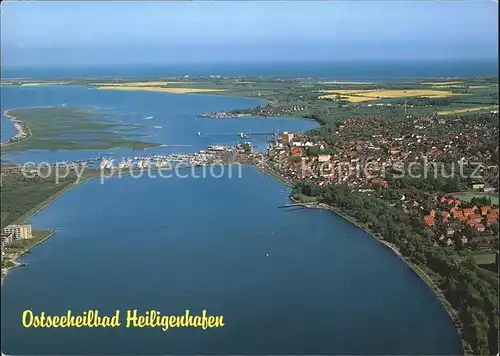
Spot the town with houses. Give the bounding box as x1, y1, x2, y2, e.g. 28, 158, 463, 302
1, 0, 499, 353
261, 112, 499, 252
2, 111, 498, 267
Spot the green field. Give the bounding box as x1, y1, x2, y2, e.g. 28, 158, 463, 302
2, 77, 497, 123
105, 78, 495, 122
0, 167, 93, 229
452, 193, 499, 206
7, 229, 54, 254
472, 251, 498, 265
2, 106, 160, 152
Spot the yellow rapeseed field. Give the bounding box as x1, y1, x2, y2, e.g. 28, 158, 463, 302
319, 89, 465, 102
437, 106, 499, 115
367, 89, 463, 98
95, 86, 223, 94
320, 89, 377, 95
318, 95, 374, 103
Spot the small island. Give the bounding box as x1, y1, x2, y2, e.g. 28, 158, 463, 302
2, 106, 161, 152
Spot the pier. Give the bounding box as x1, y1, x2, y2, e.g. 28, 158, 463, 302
238, 129, 281, 139
278, 203, 317, 208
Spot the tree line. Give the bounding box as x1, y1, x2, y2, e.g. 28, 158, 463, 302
293, 180, 498, 355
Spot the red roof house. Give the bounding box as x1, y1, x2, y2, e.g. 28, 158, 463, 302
424, 215, 435, 226
481, 206, 492, 216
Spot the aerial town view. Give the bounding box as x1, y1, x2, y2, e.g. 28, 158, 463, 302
0, 1, 498, 355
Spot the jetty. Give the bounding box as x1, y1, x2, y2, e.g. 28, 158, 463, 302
279, 203, 317, 208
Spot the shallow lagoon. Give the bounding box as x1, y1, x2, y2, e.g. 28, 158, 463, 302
1, 85, 318, 163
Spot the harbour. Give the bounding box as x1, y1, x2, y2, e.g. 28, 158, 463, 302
0, 82, 463, 355
0, 0, 498, 352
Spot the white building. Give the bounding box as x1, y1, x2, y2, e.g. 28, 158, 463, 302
3, 224, 32, 240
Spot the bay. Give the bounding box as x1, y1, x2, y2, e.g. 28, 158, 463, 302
0, 79, 462, 355
0, 85, 317, 163
1, 168, 461, 355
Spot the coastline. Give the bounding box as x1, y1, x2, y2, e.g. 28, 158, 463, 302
288, 196, 466, 355
90, 86, 309, 120
1, 171, 104, 284
248, 164, 294, 188
0, 163, 290, 284
1, 109, 32, 146
0, 120, 466, 353
1, 231, 56, 285
1, 161, 467, 353
254, 161, 465, 353
2, 164, 230, 284
9, 174, 100, 227
2, 85, 309, 122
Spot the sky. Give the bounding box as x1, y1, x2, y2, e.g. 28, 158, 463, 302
1, 1, 498, 67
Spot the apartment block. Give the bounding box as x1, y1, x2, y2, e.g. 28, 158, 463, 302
3, 224, 33, 240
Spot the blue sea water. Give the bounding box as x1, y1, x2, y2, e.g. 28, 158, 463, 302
1, 168, 462, 355
0, 85, 317, 163
2, 59, 496, 152
0, 64, 467, 354
2, 59, 498, 80
1, 115, 16, 145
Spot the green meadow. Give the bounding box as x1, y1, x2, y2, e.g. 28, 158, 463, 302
2, 106, 160, 152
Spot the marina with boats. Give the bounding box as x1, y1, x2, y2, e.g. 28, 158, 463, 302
25, 129, 278, 173
200, 111, 251, 119
28, 143, 257, 175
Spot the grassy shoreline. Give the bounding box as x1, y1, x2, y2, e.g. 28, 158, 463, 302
0, 176, 92, 284
1, 166, 217, 282
1, 230, 56, 284
2, 107, 161, 152
1, 109, 33, 146
1, 169, 107, 284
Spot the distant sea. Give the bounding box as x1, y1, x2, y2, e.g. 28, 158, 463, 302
2, 59, 498, 80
